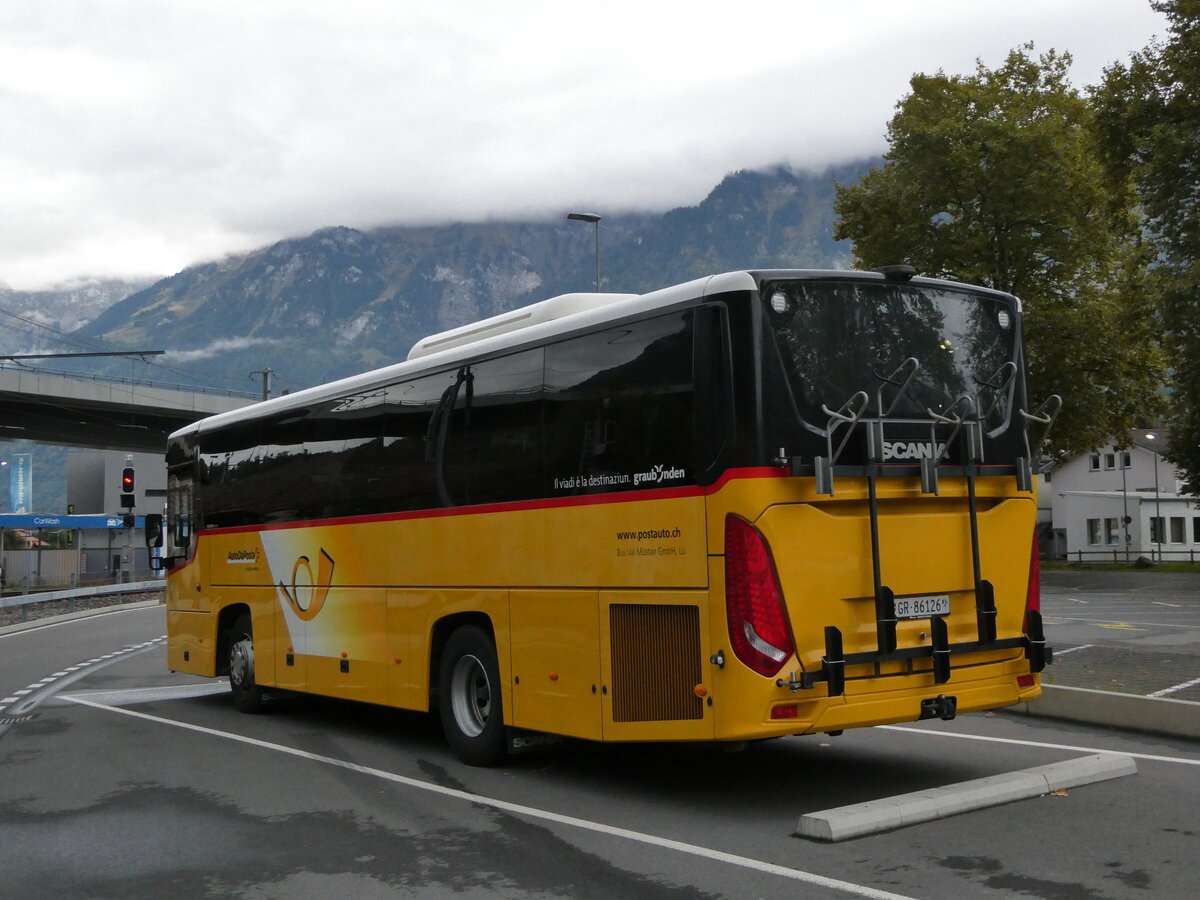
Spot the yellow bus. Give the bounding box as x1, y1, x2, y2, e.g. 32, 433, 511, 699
162, 267, 1059, 765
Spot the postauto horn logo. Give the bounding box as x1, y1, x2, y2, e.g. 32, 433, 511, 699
279, 549, 336, 622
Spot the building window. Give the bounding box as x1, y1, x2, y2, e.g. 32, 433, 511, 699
1104, 518, 1123, 547
1104, 452, 1116, 470
1087, 518, 1102, 545
1089, 454, 1101, 472
1170, 517, 1186, 543
1104, 518, 1121, 544
1150, 517, 1165, 543
1121, 451, 1132, 469
1194, 516, 1200, 543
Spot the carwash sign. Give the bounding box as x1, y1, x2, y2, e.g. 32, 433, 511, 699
9, 454, 32, 514
0, 514, 143, 529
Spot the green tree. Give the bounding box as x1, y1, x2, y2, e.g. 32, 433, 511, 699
1095, 0, 1200, 490
834, 45, 1163, 458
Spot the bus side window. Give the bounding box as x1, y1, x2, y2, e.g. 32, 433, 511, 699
381, 371, 457, 513
198, 419, 263, 528
303, 392, 386, 519
545, 312, 694, 494
693, 304, 733, 481
166, 469, 194, 559
442, 349, 545, 507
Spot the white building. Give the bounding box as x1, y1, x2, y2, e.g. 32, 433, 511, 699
1048, 431, 1198, 561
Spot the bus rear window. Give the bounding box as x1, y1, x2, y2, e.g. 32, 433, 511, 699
761, 279, 1018, 430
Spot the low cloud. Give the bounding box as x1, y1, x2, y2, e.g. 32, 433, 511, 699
0, 0, 1170, 290
163, 336, 281, 364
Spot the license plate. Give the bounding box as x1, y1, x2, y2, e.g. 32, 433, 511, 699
894, 593, 950, 619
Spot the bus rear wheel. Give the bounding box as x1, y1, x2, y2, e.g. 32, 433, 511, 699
229, 612, 265, 713
438, 625, 506, 766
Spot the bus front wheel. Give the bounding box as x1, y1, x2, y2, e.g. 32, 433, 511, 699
229, 612, 265, 713
438, 625, 506, 766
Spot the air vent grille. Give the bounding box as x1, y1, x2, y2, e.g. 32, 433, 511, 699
610, 604, 703, 722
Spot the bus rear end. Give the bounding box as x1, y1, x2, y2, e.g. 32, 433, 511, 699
707, 270, 1056, 740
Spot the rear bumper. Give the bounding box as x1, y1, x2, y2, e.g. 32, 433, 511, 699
714, 658, 1041, 740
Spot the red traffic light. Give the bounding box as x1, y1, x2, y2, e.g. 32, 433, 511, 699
121, 466, 135, 492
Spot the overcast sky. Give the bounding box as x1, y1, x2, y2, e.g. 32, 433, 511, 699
0, 0, 1168, 291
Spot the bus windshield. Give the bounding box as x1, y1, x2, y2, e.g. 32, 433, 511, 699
761, 278, 1019, 430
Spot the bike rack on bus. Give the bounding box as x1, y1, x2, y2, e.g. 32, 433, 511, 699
1017, 394, 1063, 492
780, 361, 1062, 698
812, 391, 869, 496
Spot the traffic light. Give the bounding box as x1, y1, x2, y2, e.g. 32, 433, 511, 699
120, 466, 135, 509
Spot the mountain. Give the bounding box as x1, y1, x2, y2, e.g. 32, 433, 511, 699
0, 276, 157, 356
78, 162, 870, 393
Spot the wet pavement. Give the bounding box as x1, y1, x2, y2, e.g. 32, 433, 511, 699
1039, 568, 1200, 702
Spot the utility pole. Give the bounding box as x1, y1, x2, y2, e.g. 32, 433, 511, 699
250, 367, 276, 401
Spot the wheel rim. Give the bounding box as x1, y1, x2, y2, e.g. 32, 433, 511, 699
230, 636, 254, 689
449, 653, 491, 738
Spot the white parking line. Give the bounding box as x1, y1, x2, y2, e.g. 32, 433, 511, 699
65, 696, 916, 900
1052, 644, 1095, 656
64, 683, 228, 706
1149, 676, 1200, 699
1043, 616, 1200, 630
880, 725, 1200, 767
1152, 601, 1182, 608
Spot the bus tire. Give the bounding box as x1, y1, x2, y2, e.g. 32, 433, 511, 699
438, 625, 506, 766
229, 612, 265, 713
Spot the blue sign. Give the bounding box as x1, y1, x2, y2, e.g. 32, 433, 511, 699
0, 513, 142, 529
10, 454, 32, 514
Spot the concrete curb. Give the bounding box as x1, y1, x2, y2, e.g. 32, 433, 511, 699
1014, 684, 1200, 741
796, 753, 1137, 841
0, 599, 163, 636
0, 580, 164, 610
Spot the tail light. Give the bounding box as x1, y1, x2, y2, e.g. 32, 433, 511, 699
1026, 527, 1041, 613
725, 514, 794, 677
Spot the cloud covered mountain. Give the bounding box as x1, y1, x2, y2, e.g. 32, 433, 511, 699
77, 162, 869, 393
0, 277, 157, 356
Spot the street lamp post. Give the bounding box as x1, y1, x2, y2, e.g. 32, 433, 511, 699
1121, 452, 1130, 563
567, 212, 601, 292
1146, 432, 1162, 562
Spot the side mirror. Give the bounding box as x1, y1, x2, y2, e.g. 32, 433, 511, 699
144, 513, 164, 548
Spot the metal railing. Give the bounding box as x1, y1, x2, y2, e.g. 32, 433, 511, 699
0, 361, 259, 399
1068, 548, 1199, 564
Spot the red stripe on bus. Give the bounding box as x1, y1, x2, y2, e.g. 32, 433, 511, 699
197, 466, 786, 537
